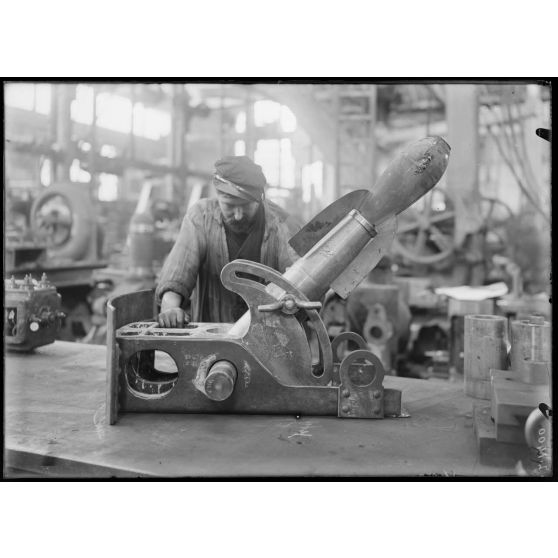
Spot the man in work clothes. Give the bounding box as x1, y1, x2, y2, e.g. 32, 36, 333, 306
156, 155, 300, 327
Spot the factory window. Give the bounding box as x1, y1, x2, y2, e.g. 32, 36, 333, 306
5, 83, 35, 110
72, 86, 171, 139
253, 100, 297, 132
234, 140, 246, 156
255, 139, 280, 185
96, 93, 133, 134
280, 105, 297, 133
255, 138, 296, 188
34, 84, 52, 115
69, 159, 91, 183
98, 173, 119, 202
235, 111, 246, 133
254, 100, 281, 127
71, 85, 95, 125
133, 103, 171, 140
5, 83, 51, 114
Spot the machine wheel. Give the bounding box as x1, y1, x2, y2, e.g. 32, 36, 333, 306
479, 196, 515, 252
392, 193, 515, 265
392, 190, 455, 265
30, 183, 94, 261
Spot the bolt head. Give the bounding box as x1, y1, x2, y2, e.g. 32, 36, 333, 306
284, 299, 295, 310
373, 390, 382, 399
342, 405, 350, 413
342, 389, 350, 398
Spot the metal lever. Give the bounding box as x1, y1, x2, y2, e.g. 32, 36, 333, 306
258, 294, 322, 315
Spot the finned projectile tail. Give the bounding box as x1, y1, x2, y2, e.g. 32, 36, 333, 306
288, 136, 451, 258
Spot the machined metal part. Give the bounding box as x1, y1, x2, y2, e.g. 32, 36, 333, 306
109, 290, 403, 422
331, 331, 368, 362
331, 332, 402, 416
338, 349, 386, 418
108, 137, 450, 423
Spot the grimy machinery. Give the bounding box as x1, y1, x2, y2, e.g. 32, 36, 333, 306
5, 273, 65, 352
106, 137, 450, 424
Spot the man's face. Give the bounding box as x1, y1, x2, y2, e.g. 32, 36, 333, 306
217, 193, 260, 233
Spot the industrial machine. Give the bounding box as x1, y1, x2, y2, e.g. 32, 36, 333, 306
107, 137, 450, 424
5, 274, 65, 352
5, 182, 108, 341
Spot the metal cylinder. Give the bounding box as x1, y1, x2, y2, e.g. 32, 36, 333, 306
510, 316, 551, 384
448, 299, 495, 376
282, 209, 376, 301
204, 360, 237, 401
464, 314, 508, 399
128, 212, 155, 279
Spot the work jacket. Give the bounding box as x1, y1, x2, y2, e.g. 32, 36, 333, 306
155, 197, 300, 323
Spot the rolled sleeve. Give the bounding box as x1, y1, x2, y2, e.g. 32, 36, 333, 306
155, 204, 206, 305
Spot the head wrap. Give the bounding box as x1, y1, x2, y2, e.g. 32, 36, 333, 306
213, 155, 266, 202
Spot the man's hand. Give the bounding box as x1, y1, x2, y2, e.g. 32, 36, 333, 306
158, 290, 189, 328
158, 307, 190, 328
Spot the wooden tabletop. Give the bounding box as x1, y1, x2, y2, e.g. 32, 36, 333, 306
4, 341, 516, 477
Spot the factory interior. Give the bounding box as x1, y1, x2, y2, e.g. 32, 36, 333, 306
3, 81, 552, 480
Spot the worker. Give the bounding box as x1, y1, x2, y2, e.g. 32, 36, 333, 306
156, 155, 300, 327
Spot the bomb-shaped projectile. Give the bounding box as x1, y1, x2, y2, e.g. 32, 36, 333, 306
284, 136, 451, 300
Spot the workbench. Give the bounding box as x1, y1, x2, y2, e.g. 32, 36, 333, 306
4, 341, 518, 477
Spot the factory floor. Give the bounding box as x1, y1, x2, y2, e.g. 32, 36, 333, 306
5, 341, 519, 478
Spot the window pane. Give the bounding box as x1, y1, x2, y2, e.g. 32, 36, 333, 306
35, 84, 52, 114
71, 85, 94, 125
234, 140, 246, 156
96, 93, 132, 133
280, 105, 297, 132
98, 173, 119, 201
254, 100, 281, 127
5, 83, 35, 111
254, 139, 280, 185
